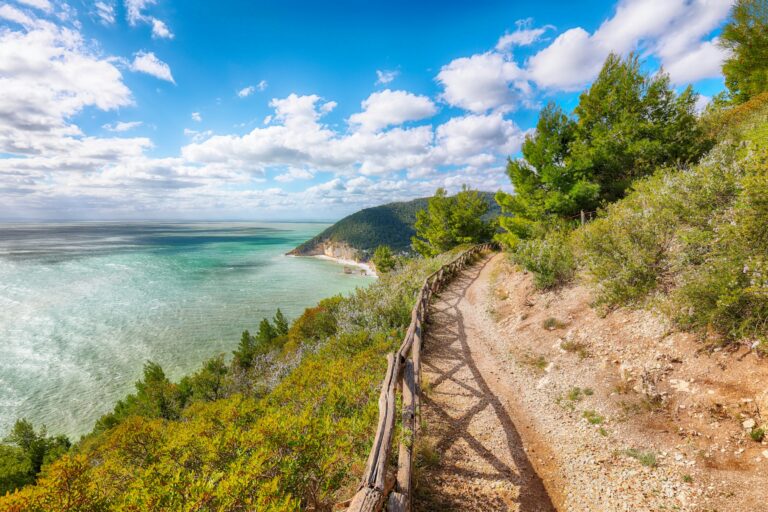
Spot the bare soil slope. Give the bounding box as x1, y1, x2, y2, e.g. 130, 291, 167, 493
416, 253, 768, 511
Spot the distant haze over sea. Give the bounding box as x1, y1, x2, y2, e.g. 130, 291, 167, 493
0, 222, 372, 437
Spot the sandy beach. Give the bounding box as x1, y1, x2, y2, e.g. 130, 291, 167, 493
312, 254, 377, 277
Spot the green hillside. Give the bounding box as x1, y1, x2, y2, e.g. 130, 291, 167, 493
290, 192, 500, 257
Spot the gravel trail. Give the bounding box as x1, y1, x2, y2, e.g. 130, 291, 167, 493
414, 254, 556, 512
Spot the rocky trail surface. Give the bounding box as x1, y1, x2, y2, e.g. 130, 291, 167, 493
414, 253, 768, 511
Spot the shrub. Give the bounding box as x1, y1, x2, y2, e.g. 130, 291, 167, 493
578, 105, 768, 342
512, 228, 576, 289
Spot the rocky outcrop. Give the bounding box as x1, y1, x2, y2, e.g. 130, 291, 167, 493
288, 240, 362, 262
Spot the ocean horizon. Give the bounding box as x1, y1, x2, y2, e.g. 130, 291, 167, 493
0, 221, 372, 438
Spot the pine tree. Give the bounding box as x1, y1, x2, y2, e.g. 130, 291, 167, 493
721, 0, 768, 103
496, 53, 703, 246
412, 186, 494, 257
372, 245, 396, 273
233, 329, 255, 369
273, 309, 289, 337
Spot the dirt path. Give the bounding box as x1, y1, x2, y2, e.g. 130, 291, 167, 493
414, 254, 556, 512
416, 251, 768, 511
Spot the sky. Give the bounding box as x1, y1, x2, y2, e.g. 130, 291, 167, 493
0, 0, 735, 221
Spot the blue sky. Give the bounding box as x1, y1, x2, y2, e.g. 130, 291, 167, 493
0, 0, 734, 220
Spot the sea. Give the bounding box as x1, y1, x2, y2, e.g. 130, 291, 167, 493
0, 222, 372, 438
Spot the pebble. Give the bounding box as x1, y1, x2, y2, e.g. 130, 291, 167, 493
743, 418, 756, 430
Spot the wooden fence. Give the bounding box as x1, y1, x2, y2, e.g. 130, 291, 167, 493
346, 243, 495, 512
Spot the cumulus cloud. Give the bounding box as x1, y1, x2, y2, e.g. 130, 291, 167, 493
348, 89, 436, 132
0, 11, 133, 154
375, 69, 399, 85
437, 52, 528, 113
103, 121, 143, 132
5, 0, 731, 219
527, 0, 733, 89
191, 112, 202, 122
274, 167, 315, 182
130, 51, 175, 83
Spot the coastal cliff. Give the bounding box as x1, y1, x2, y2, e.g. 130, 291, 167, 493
288, 239, 360, 261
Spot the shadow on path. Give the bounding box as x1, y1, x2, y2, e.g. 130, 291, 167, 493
414, 256, 555, 512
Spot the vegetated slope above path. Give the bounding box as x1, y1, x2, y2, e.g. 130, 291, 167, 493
417, 253, 768, 511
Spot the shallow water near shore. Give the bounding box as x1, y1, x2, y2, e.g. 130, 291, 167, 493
0, 222, 372, 438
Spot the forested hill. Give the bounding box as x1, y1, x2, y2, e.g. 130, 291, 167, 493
289, 192, 501, 257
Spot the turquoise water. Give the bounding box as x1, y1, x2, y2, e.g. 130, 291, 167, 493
0, 222, 372, 438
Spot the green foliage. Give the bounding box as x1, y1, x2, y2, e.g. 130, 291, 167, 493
412, 186, 495, 257
512, 228, 576, 289
273, 309, 289, 337
751, 427, 766, 442
721, 0, 768, 103
0, 420, 71, 496
372, 245, 396, 273
93, 361, 185, 434
578, 99, 768, 342
496, 53, 704, 248
179, 354, 229, 403
292, 195, 501, 257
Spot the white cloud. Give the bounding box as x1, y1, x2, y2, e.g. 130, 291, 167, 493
526, 27, 605, 91
150, 17, 173, 39
434, 113, 525, 167
103, 121, 143, 132
125, 0, 174, 39
191, 112, 202, 122
437, 52, 528, 113
8, 0, 731, 219
0, 12, 133, 154
14, 0, 52, 12
184, 128, 213, 143
181, 93, 519, 182
238, 86, 255, 98
526, 0, 733, 90
237, 81, 268, 99
495, 18, 554, 50
0, 4, 37, 27
348, 89, 436, 132
375, 69, 399, 85
94, 1, 115, 24
130, 51, 175, 83
274, 167, 314, 182
125, 0, 153, 24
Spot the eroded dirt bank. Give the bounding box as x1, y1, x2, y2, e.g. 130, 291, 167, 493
415, 253, 768, 511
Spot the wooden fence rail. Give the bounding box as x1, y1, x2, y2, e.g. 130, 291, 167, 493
347, 243, 495, 512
